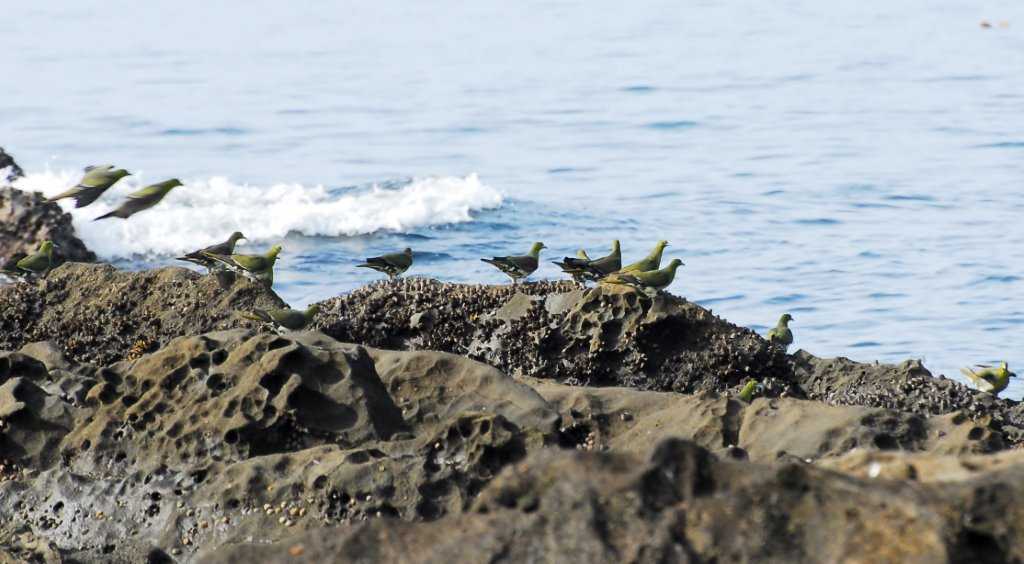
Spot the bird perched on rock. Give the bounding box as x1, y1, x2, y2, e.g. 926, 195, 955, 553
203, 244, 281, 288
482, 242, 545, 283
554, 240, 622, 283
960, 362, 1015, 395
14, 241, 55, 277
357, 247, 413, 279
621, 240, 669, 273
176, 232, 247, 287
176, 232, 247, 271
1, 252, 27, 276
553, 249, 593, 285
48, 165, 131, 208
766, 314, 794, 351
94, 178, 183, 220
603, 258, 683, 293
240, 305, 320, 332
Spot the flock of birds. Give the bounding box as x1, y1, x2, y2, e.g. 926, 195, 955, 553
3, 165, 1016, 396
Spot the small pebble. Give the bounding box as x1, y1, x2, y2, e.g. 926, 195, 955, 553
278, 516, 287, 524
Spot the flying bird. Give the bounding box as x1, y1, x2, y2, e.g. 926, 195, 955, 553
357, 247, 414, 279
481, 242, 546, 284
94, 178, 183, 220
48, 165, 131, 208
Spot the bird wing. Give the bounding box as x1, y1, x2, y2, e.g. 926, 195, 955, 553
381, 251, 412, 269
16, 252, 50, 273
230, 254, 270, 272
80, 166, 116, 188
83, 164, 114, 173
960, 368, 995, 392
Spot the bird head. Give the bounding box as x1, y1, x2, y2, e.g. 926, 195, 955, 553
656, 240, 670, 249
779, 313, 794, 324
404, 247, 413, 256
267, 245, 283, 259
611, 239, 621, 252
168, 178, 184, 189
529, 242, 546, 256
668, 258, 684, 270
230, 231, 246, 242
39, 240, 55, 255
113, 169, 131, 178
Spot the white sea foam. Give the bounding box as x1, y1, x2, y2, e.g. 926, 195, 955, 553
13, 171, 503, 258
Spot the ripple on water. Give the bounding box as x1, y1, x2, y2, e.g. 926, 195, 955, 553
765, 293, 807, 305
643, 120, 698, 130
792, 218, 841, 225
972, 141, 1024, 149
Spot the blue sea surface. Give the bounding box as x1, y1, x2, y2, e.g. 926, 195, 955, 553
3, 1, 1024, 396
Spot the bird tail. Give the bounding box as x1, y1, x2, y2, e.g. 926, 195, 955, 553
481, 258, 500, 266
959, 367, 982, 385
93, 210, 119, 221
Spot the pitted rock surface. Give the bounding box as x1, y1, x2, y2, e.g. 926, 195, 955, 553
0, 263, 286, 365
316, 278, 795, 395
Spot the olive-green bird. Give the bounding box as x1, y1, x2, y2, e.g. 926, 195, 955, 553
620, 240, 669, 273
738, 380, 758, 403
240, 305, 320, 332
15, 241, 55, 277
960, 362, 1016, 395
554, 240, 622, 283
357, 247, 413, 279
603, 258, 683, 292
482, 242, 546, 283
176, 232, 247, 271
94, 178, 183, 220
1, 252, 28, 275
203, 244, 282, 288
766, 314, 794, 350
48, 165, 131, 208
553, 249, 593, 285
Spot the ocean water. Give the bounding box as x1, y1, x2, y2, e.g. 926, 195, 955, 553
3, 1, 1024, 396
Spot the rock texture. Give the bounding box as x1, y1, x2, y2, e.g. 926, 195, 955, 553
0, 148, 94, 264
0, 147, 23, 182
316, 278, 795, 395
1, 269, 1023, 562
0, 263, 286, 365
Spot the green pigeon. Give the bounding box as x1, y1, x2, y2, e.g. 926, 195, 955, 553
94, 178, 183, 220
620, 240, 669, 273
960, 362, 1015, 395
766, 314, 794, 350
553, 249, 593, 284
738, 380, 758, 403
15, 241, 55, 277
357, 247, 414, 279
481, 242, 546, 283
1, 252, 28, 275
555, 240, 622, 283
240, 305, 320, 331
176, 232, 247, 271
203, 244, 282, 288
48, 165, 131, 208
603, 258, 683, 292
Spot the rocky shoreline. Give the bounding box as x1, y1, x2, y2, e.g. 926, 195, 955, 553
0, 262, 1021, 563
1, 148, 1022, 562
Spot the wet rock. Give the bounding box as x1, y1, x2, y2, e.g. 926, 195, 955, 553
317, 279, 795, 395
0, 262, 286, 365
0, 186, 95, 265
0, 147, 23, 182
206, 438, 1024, 563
